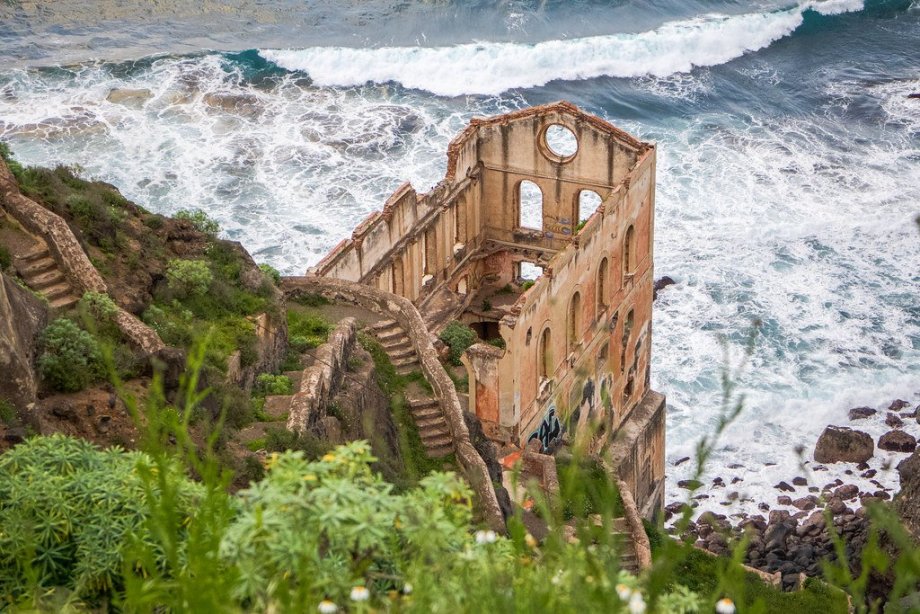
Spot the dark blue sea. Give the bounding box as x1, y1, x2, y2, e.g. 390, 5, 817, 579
1, 0, 917, 517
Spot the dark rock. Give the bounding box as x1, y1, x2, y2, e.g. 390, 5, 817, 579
775, 481, 795, 492
889, 399, 910, 411
95, 415, 112, 434
814, 425, 874, 463
833, 484, 860, 500
769, 510, 790, 524
857, 462, 870, 471
764, 523, 792, 551
792, 476, 808, 486
0, 272, 47, 408
873, 491, 891, 500
759, 502, 770, 512
2, 426, 27, 444
879, 430, 917, 453
886, 413, 904, 428
731, 476, 743, 484
792, 496, 817, 511
653, 276, 676, 300
51, 401, 76, 419
665, 502, 688, 516
673, 456, 690, 466
712, 476, 724, 486
678, 479, 703, 490
848, 406, 877, 420
777, 495, 793, 506
861, 469, 877, 479
813, 465, 828, 471
808, 487, 820, 493
895, 450, 920, 540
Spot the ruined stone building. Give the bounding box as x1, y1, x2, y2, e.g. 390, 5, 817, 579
311, 102, 666, 518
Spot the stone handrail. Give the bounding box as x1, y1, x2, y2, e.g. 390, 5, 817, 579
0, 158, 165, 356
615, 477, 653, 571
282, 275, 506, 533
287, 318, 357, 434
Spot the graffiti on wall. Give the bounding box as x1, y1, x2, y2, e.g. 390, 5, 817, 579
528, 404, 562, 452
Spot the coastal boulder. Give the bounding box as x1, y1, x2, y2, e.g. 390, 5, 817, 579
814, 426, 874, 464
879, 430, 917, 453
895, 450, 920, 541
848, 406, 876, 420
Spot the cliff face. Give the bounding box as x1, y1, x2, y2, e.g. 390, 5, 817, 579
896, 450, 920, 542
0, 272, 47, 407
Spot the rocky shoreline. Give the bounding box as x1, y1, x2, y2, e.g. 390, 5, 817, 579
667, 398, 920, 592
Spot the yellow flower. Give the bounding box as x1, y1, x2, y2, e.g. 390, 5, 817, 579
322, 453, 336, 462
302, 474, 317, 481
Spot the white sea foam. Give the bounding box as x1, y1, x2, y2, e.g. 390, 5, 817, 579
259, 1, 863, 96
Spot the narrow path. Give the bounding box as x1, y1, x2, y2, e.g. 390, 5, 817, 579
14, 243, 79, 309
370, 317, 452, 458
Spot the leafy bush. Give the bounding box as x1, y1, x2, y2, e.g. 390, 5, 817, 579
287, 309, 331, 352
78, 290, 118, 323
0, 435, 202, 600
166, 259, 213, 298
439, 321, 477, 365
488, 336, 506, 349
0, 398, 15, 424
37, 318, 103, 392
259, 263, 281, 285
255, 373, 293, 396
175, 209, 220, 236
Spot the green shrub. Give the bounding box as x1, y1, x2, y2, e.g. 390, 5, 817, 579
255, 373, 293, 396
166, 259, 213, 298
0, 141, 25, 180
488, 336, 506, 350
79, 291, 118, 322
37, 318, 103, 392
175, 209, 220, 236
0, 398, 15, 424
0, 244, 11, 271
292, 292, 329, 307
264, 425, 331, 460
439, 321, 477, 365
287, 310, 331, 351
521, 280, 536, 290
259, 263, 281, 285
0, 434, 202, 600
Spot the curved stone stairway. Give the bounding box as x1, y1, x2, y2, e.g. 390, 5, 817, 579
370, 318, 453, 458
14, 244, 80, 310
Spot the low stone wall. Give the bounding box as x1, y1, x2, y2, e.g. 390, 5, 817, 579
287, 317, 357, 435
0, 158, 165, 357
282, 275, 506, 533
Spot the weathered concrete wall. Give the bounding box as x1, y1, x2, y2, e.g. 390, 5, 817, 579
281, 275, 506, 533
0, 158, 166, 357
0, 272, 47, 407
286, 317, 356, 435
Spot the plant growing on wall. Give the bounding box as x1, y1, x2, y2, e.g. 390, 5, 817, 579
439, 321, 477, 365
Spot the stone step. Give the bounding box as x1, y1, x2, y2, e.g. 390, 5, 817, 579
420, 429, 452, 445
380, 335, 411, 350
392, 355, 419, 369
27, 269, 66, 291
49, 294, 79, 310
411, 408, 442, 423
408, 398, 440, 410
263, 395, 293, 420
20, 246, 50, 262
18, 256, 56, 277
376, 327, 405, 343
425, 437, 454, 458
42, 282, 74, 301
370, 318, 399, 332
386, 345, 417, 361
416, 415, 448, 431
396, 363, 420, 376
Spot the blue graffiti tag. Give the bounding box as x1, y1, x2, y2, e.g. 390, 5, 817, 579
527, 404, 562, 452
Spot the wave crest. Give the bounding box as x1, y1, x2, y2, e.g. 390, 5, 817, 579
259, 1, 863, 96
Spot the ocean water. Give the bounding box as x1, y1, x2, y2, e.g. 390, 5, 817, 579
1, 0, 918, 519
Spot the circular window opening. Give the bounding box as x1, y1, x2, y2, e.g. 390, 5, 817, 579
544, 124, 578, 159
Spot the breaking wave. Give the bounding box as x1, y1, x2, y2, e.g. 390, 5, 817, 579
259, 0, 864, 96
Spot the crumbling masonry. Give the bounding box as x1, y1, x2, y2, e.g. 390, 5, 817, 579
310, 102, 666, 519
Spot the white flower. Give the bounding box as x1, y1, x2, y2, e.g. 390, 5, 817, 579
716, 597, 736, 614
475, 529, 498, 544
318, 600, 338, 614
402, 583, 413, 595
616, 584, 633, 601
349, 586, 370, 602
628, 592, 646, 614
551, 570, 564, 586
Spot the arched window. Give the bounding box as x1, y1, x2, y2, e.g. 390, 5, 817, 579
597, 257, 609, 312
539, 328, 552, 379
578, 190, 602, 225
624, 225, 636, 275
568, 292, 582, 349
519, 180, 543, 230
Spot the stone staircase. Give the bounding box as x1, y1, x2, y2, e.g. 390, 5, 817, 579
14, 244, 80, 309
370, 318, 453, 458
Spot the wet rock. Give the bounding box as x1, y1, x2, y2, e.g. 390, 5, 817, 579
792, 476, 808, 486
792, 496, 818, 511
814, 425, 874, 463
879, 430, 917, 453
777, 495, 793, 506
731, 476, 743, 484
106, 88, 153, 106
848, 406, 877, 420
775, 481, 795, 492
678, 479, 703, 490
833, 484, 860, 500
857, 461, 870, 471
886, 413, 904, 428
653, 276, 676, 300
673, 456, 690, 466
861, 468, 877, 479
758, 502, 770, 512
712, 476, 724, 486
889, 399, 910, 411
